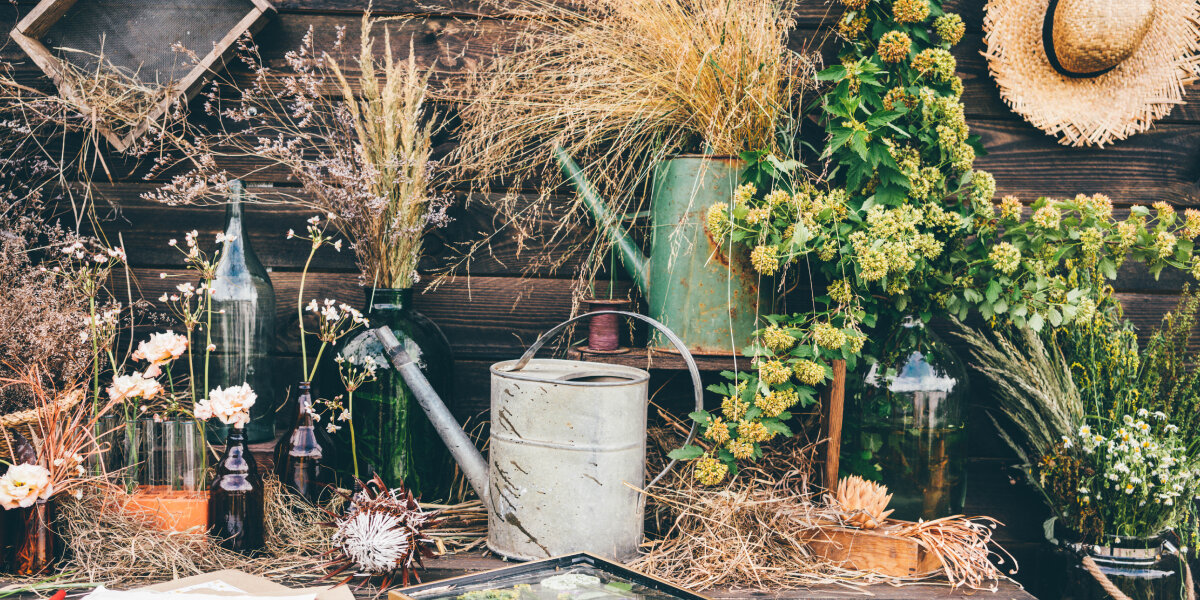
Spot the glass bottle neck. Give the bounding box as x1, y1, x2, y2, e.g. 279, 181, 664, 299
369, 288, 414, 313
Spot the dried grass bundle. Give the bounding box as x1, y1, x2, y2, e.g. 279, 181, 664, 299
450, 0, 818, 281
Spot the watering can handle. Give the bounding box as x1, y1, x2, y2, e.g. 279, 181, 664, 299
510, 310, 703, 488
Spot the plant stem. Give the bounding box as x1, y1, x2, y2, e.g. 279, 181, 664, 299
306, 342, 327, 383
349, 389, 359, 480
299, 245, 318, 377
88, 295, 99, 414
204, 285, 213, 403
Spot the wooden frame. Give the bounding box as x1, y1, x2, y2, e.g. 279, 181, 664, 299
9, 0, 275, 152
391, 552, 712, 600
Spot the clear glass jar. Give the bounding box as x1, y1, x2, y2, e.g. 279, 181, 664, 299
209, 181, 278, 443
842, 318, 969, 521
1054, 532, 1189, 600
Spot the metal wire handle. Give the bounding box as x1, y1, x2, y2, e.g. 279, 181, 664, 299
511, 310, 704, 488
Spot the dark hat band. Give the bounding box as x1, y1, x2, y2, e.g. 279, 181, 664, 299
1043, 0, 1119, 78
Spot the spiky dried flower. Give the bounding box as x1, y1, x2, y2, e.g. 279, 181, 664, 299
322, 475, 441, 590
833, 475, 894, 529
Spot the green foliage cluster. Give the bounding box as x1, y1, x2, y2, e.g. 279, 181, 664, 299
678, 0, 1200, 484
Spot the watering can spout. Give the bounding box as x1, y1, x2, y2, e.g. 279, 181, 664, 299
372, 327, 490, 504
553, 146, 650, 293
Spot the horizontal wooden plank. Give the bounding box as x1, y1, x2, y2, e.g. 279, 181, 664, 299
82, 183, 590, 277
119, 267, 608, 359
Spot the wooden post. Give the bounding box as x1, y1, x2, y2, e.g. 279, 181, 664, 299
820, 359, 847, 490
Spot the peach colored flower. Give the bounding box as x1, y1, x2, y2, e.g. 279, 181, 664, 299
107, 372, 164, 403
196, 384, 256, 428
133, 331, 188, 367
0, 464, 53, 509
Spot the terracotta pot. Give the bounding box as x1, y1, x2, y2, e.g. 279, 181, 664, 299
581, 298, 631, 354
125, 487, 209, 533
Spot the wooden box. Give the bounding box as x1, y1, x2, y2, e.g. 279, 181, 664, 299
808, 523, 943, 578
9, 0, 275, 151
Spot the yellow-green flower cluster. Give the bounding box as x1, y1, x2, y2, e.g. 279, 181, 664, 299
1185, 208, 1200, 239
706, 202, 731, 238
1033, 204, 1062, 230
793, 359, 825, 385
1155, 230, 1177, 259
763, 325, 796, 352
882, 87, 916, 111
971, 170, 996, 204
934, 13, 965, 45
756, 388, 799, 418
737, 420, 774, 443
813, 321, 847, 349
1081, 227, 1104, 257
911, 48, 956, 81
729, 439, 755, 460
758, 360, 791, 385
732, 183, 755, 208
750, 244, 779, 275
695, 455, 728, 485
841, 0, 870, 9
722, 395, 749, 421
839, 13, 871, 40
989, 242, 1021, 274
999, 195, 1022, 222
705, 416, 731, 445
893, 0, 930, 23
878, 31, 912, 63
829, 279, 854, 305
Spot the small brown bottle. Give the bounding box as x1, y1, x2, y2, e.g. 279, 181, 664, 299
208, 426, 264, 553
278, 382, 323, 502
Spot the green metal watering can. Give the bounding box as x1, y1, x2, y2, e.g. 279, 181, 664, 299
555, 148, 768, 355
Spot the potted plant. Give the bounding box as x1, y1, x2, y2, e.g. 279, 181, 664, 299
957, 288, 1200, 600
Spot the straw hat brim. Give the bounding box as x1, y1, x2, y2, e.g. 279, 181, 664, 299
983, 0, 1200, 148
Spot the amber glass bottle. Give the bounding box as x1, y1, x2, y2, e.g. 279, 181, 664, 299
277, 382, 323, 502
208, 427, 264, 553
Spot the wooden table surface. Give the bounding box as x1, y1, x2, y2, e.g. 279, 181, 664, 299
408, 552, 1038, 600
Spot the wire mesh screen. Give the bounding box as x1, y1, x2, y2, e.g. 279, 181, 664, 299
39, 0, 258, 86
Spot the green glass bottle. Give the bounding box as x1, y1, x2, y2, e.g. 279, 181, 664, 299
337, 288, 454, 499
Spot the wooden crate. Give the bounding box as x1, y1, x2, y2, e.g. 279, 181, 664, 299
808, 523, 943, 578
9, 0, 275, 151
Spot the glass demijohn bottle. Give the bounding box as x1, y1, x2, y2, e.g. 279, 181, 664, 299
209, 180, 278, 443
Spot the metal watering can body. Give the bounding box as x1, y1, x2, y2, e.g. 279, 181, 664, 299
555, 148, 768, 355
374, 312, 703, 562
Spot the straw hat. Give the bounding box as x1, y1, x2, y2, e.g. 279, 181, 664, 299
983, 0, 1200, 147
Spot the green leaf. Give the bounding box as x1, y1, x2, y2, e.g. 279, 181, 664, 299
668, 445, 705, 460
1029, 313, 1045, 332
985, 280, 1001, 303
763, 419, 794, 437
689, 410, 714, 425
816, 65, 848, 81
606, 583, 634, 592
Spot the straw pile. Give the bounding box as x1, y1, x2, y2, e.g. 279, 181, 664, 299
635, 431, 1014, 591
52, 477, 331, 587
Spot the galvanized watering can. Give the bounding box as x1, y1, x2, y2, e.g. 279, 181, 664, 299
374, 311, 702, 562
554, 148, 770, 355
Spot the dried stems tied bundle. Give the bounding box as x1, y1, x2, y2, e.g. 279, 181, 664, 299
151, 12, 450, 289
451, 0, 817, 281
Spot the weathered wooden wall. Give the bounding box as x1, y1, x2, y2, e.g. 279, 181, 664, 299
5, 0, 1199, 596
